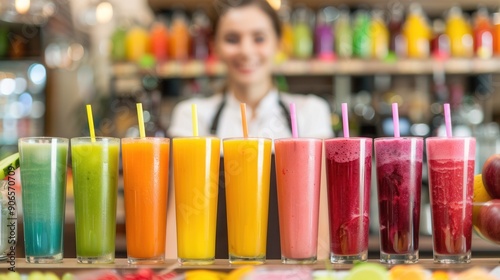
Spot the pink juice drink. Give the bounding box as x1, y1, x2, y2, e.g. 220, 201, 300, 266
275, 138, 322, 264
426, 137, 475, 264
375, 137, 423, 264
325, 138, 372, 263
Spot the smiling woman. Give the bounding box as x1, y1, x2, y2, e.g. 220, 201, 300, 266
167, 0, 333, 262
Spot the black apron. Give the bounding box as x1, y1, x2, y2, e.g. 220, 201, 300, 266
210, 93, 292, 259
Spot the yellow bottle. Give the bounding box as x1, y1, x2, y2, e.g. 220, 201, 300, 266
445, 6, 473, 58
403, 3, 431, 58
371, 9, 389, 59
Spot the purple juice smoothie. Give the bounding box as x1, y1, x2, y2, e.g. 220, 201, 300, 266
427, 137, 475, 263
325, 138, 372, 262
375, 137, 423, 263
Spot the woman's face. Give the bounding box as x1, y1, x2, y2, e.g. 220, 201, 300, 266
215, 5, 278, 87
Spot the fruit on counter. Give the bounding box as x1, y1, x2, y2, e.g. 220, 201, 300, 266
345, 263, 387, 280
473, 174, 493, 225
0, 153, 19, 179
389, 265, 428, 280
483, 154, 500, 199
185, 270, 226, 280
431, 270, 449, 280
226, 266, 254, 280
476, 199, 500, 244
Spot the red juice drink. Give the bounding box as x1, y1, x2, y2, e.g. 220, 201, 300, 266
426, 137, 475, 264
325, 138, 372, 263
375, 137, 423, 264
275, 138, 322, 264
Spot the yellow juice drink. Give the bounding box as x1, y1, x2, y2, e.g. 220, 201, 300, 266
223, 138, 272, 264
173, 137, 220, 264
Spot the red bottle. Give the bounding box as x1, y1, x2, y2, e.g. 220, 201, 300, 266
473, 7, 493, 59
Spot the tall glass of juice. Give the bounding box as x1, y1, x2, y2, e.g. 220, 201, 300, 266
223, 137, 272, 264
325, 137, 372, 263
173, 137, 220, 265
18, 137, 68, 263
426, 137, 475, 264
375, 137, 423, 264
122, 137, 169, 264
275, 138, 322, 264
71, 137, 120, 264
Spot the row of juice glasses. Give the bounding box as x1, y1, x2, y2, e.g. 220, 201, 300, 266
15, 135, 475, 265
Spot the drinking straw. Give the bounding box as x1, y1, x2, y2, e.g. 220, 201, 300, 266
444, 103, 452, 137
191, 104, 199, 137
289, 103, 298, 138
392, 103, 400, 138
86, 104, 96, 143
240, 103, 249, 138
341, 103, 349, 138
136, 103, 146, 138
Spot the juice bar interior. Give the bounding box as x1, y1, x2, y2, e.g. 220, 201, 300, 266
1, 0, 500, 261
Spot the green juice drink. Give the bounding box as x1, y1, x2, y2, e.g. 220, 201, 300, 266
18, 137, 68, 264
71, 137, 120, 264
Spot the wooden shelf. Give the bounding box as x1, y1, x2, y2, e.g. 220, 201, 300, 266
112, 58, 500, 79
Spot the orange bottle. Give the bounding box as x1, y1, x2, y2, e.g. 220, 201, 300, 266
169, 11, 190, 61
150, 21, 169, 62
402, 3, 431, 58
493, 13, 500, 55
473, 8, 493, 59
445, 6, 473, 58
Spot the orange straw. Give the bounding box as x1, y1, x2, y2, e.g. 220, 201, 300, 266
240, 103, 249, 138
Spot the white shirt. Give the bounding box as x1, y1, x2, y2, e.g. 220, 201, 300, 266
168, 90, 334, 139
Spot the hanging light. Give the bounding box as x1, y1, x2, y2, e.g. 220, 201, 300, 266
0, 0, 55, 24
79, 0, 114, 27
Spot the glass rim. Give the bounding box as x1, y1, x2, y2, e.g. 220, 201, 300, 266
19, 137, 69, 142
425, 136, 476, 140
172, 136, 220, 140
122, 137, 170, 141
324, 137, 373, 142
374, 136, 423, 141
222, 137, 272, 141
70, 136, 120, 141
274, 137, 322, 142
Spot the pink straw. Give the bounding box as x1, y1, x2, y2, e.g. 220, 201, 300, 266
392, 103, 400, 138
444, 103, 452, 137
342, 103, 349, 138
290, 103, 298, 138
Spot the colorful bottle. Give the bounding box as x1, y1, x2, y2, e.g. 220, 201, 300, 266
126, 26, 150, 62
150, 21, 169, 62
335, 9, 352, 59
352, 9, 371, 58
191, 10, 211, 60
445, 6, 473, 58
110, 26, 127, 61
169, 10, 190, 61
402, 3, 431, 58
280, 18, 294, 60
314, 7, 335, 60
431, 19, 450, 59
370, 9, 389, 59
388, 4, 406, 58
494, 13, 500, 55
473, 7, 493, 59
292, 7, 313, 59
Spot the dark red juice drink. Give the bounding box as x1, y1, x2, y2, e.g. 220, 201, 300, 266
325, 138, 372, 263
426, 137, 475, 264
375, 137, 423, 264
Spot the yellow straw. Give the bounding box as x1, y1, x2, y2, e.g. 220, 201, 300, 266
86, 104, 96, 142
191, 104, 199, 136
240, 103, 248, 138
136, 103, 146, 138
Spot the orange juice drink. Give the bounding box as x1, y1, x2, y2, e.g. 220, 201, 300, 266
173, 137, 220, 265
122, 137, 170, 264
223, 137, 272, 264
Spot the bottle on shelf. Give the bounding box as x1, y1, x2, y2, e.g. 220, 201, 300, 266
126, 24, 150, 62
493, 12, 500, 55
431, 19, 450, 60
169, 10, 190, 61
445, 5, 473, 58
352, 9, 371, 58
110, 25, 128, 62
387, 4, 406, 58
150, 19, 169, 63
370, 9, 389, 60
473, 7, 493, 59
190, 10, 211, 61
292, 6, 314, 59
314, 6, 336, 61
277, 1, 294, 61
403, 3, 431, 59
335, 8, 352, 59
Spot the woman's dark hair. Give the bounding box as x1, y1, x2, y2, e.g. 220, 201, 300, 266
213, 0, 282, 38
